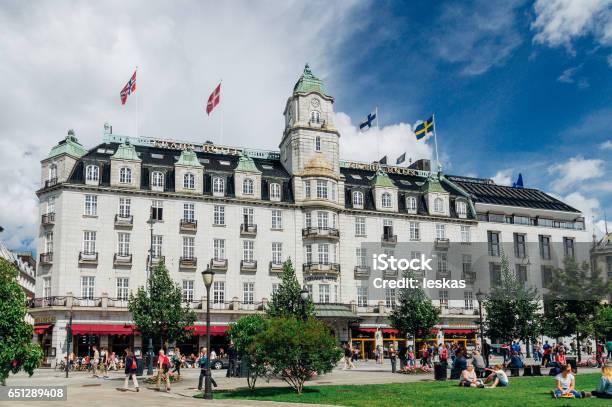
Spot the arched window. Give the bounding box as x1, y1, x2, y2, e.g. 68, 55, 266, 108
352, 191, 364, 207
434, 197, 444, 213
213, 177, 225, 195
270, 183, 281, 200
49, 163, 57, 180
183, 172, 195, 189
151, 171, 164, 188
381, 192, 392, 208
243, 178, 254, 195
456, 201, 467, 217
406, 196, 417, 214
315, 136, 321, 151
86, 165, 99, 182
119, 167, 132, 184
310, 111, 320, 124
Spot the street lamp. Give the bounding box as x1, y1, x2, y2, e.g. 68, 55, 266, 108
146, 212, 155, 375
475, 289, 485, 364
300, 286, 310, 322
201, 268, 215, 400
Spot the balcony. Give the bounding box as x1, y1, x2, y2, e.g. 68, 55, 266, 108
354, 265, 371, 278
209, 258, 228, 271
269, 261, 284, 273
383, 268, 398, 279
79, 252, 98, 265
147, 255, 165, 266
44, 178, 58, 189
240, 224, 257, 237
439, 307, 477, 316
436, 270, 451, 280
114, 214, 133, 228
240, 260, 257, 272
435, 238, 450, 250
381, 234, 397, 245
179, 256, 197, 269
180, 219, 198, 233
302, 262, 340, 275
41, 212, 55, 226
113, 253, 132, 267
462, 271, 476, 284
302, 227, 340, 240
39, 252, 53, 266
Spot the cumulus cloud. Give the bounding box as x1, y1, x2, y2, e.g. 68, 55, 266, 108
491, 169, 513, 186
548, 156, 605, 192
559, 191, 602, 234
532, 0, 612, 54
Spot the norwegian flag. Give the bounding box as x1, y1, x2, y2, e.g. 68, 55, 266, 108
206, 83, 221, 115
120, 70, 137, 105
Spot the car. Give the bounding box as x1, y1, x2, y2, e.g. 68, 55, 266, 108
211, 357, 229, 370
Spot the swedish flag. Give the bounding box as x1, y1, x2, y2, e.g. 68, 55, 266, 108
414, 116, 434, 140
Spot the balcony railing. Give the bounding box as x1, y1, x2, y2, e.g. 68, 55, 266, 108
302, 262, 340, 274
383, 268, 398, 278
240, 260, 257, 272
179, 256, 197, 269
44, 178, 58, 189
302, 227, 340, 240
114, 214, 133, 228
381, 234, 397, 244
436, 270, 451, 280
41, 212, 55, 226
240, 224, 257, 237
435, 238, 450, 250
180, 219, 198, 232
113, 253, 133, 267
79, 252, 98, 265
209, 258, 228, 271
269, 261, 284, 273
439, 307, 477, 316
39, 252, 53, 265
462, 271, 476, 284
354, 265, 371, 278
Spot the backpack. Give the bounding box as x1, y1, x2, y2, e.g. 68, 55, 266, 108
161, 355, 170, 369
130, 358, 136, 370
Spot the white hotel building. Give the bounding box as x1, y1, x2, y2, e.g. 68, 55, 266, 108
30, 65, 590, 364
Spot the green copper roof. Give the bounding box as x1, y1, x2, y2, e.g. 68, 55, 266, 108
235, 154, 261, 173
111, 141, 140, 161
293, 63, 327, 95
422, 174, 446, 193
176, 149, 203, 167
48, 130, 87, 159
371, 169, 396, 188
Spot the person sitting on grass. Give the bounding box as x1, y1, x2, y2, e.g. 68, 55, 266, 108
552, 364, 583, 399
591, 364, 612, 399
459, 365, 484, 388
484, 364, 509, 388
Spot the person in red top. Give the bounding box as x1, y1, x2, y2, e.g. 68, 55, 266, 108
440, 346, 449, 364
543, 344, 553, 367
156, 349, 171, 392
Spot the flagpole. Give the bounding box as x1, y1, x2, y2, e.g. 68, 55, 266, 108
220, 79, 223, 145
375, 106, 380, 166
432, 113, 441, 173
135, 66, 139, 139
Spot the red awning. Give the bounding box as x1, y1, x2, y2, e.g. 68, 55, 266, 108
189, 325, 228, 336
443, 329, 475, 334
34, 324, 53, 335
358, 328, 399, 334
70, 324, 135, 335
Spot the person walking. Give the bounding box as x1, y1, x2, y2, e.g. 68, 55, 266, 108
226, 342, 237, 378
389, 346, 397, 373
343, 344, 354, 370
197, 348, 218, 390
91, 345, 99, 377
99, 347, 108, 378
156, 349, 171, 392
120, 348, 139, 392
172, 347, 182, 377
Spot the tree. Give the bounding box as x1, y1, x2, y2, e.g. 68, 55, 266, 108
253, 317, 341, 394
542, 257, 610, 361
483, 254, 541, 353
266, 258, 314, 319
593, 306, 612, 339
226, 314, 267, 391
0, 258, 43, 385
128, 261, 196, 350
389, 271, 439, 346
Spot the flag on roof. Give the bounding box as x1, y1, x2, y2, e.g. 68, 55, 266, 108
359, 111, 377, 131
206, 83, 221, 115
120, 70, 137, 105
396, 153, 406, 165
512, 173, 524, 188
379, 155, 387, 165
414, 116, 434, 140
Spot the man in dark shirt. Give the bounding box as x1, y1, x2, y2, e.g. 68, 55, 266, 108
226, 342, 237, 378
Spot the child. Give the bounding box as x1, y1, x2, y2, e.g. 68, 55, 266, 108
484, 364, 509, 388
552, 364, 582, 398
591, 364, 612, 399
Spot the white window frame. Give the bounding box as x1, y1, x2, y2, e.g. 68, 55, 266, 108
356, 247, 367, 267
304, 180, 311, 198
271, 210, 282, 230
151, 200, 163, 221
406, 196, 417, 214
119, 197, 131, 218
460, 226, 471, 243
318, 243, 329, 264
213, 281, 225, 304
152, 235, 163, 258
435, 224, 446, 239
84, 195, 97, 216
456, 200, 467, 217
116, 277, 129, 301
315, 135, 321, 149
117, 232, 131, 256
318, 284, 330, 303
243, 240, 254, 262
213, 205, 225, 225
355, 217, 366, 236
409, 221, 420, 241
243, 178, 254, 195
151, 171, 164, 189
182, 236, 195, 259
381, 192, 392, 208
182, 280, 194, 302
270, 183, 281, 200
119, 167, 132, 184
214, 239, 225, 260
353, 191, 364, 207
434, 197, 444, 213
243, 282, 255, 304
464, 291, 474, 310
86, 165, 99, 182
43, 276, 51, 298
83, 231, 96, 254
357, 286, 368, 307
183, 172, 195, 189
47, 196, 56, 214
81, 276, 95, 299
213, 177, 225, 196
183, 202, 195, 222
45, 232, 53, 253
316, 180, 328, 199
305, 244, 313, 264
272, 242, 283, 264
317, 211, 329, 228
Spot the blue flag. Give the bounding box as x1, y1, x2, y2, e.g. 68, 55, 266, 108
360, 112, 377, 131
396, 153, 406, 165
512, 173, 524, 188
414, 116, 434, 140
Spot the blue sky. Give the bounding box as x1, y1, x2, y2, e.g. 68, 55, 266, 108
0, 0, 610, 250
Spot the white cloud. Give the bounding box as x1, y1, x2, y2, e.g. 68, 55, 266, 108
559, 191, 601, 234
532, 0, 612, 54
548, 156, 605, 192
601, 140, 612, 150
491, 169, 513, 186
557, 64, 589, 88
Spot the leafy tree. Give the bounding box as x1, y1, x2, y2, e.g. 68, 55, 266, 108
0, 258, 43, 385
253, 317, 341, 394
226, 314, 267, 391
483, 254, 541, 354
389, 271, 439, 346
593, 306, 612, 339
266, 259, 314, 319
128, 261, 196, 350
542, 257, 610, 361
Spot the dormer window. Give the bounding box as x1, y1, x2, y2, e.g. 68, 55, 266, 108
243, 178, 254, 195
315, 136, 321, 151
119, 167, 132, 184
183, 172, 195, 189
310, 111, 321, 124
270, 183, 281, 201
434, 197, 444, 213
213, 177, 225, 196
151, 171, 164, 189
382, 192, 392, 208
86, 165, 99, 182
406, 196, 417, 214
49, 163, 57, 180
353, 191, 364, 207
456, 201, 467, 218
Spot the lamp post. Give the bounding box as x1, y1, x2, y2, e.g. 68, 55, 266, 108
65, 304, 73, 378
146, 213, 155, 375
201, 268, 215, 400
300, 286, 310, 322
475, 289, 485, 358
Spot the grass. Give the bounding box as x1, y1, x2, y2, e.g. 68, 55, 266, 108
207, 373, 609, 407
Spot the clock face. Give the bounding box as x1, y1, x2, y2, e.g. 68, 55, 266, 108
311, 98, 320, 108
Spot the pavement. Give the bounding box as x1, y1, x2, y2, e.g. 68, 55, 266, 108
0, 358, 602, 407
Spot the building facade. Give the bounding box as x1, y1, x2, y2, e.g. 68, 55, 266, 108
30, 65, 591, 364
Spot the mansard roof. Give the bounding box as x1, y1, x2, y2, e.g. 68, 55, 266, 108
48, 130, 88, 159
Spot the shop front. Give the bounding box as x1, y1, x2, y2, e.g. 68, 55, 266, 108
34, 322, 55, 366
351, 328, 404, 359
70, 324, 135, 357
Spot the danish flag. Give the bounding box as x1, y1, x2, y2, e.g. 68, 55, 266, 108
206, 83, 221, 115
120, 70, 137, 105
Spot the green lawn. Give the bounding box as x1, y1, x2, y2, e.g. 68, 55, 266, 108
210, 373, 609, 407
